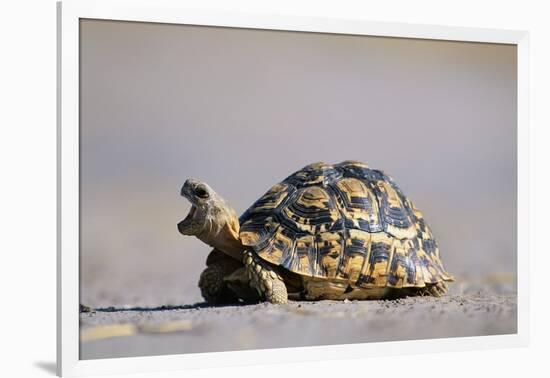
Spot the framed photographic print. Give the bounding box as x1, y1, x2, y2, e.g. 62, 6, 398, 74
57, 0, 529, 376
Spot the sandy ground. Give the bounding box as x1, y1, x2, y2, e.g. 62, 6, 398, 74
80, 284, 516, 359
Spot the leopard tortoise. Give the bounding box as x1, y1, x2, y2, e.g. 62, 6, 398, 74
178, 161, 453, 304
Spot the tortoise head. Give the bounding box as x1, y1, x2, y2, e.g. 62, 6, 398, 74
178, 178, 243, 259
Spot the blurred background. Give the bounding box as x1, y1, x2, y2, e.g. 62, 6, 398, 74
79, 19, 517, 309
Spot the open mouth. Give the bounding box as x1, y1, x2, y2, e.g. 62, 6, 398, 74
178, 202, 201, 235
178, 205, 197, 229
178, 181, 204, 235
183, 204, 197, 222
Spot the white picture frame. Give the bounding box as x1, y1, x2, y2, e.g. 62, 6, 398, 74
57, 0, 530, 376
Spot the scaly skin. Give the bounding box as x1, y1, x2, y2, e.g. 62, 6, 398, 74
417, 281, 449, 297
198, 258, 242, 304
198, 250, 261, 304
243, 250, 288, 304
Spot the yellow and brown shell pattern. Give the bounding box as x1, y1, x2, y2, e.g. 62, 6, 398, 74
239, 161, 453, 289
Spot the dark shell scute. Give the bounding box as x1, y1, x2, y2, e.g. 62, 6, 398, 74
283, 162, 343, 188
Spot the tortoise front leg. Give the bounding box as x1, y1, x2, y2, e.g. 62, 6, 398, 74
243, 250, 288, 304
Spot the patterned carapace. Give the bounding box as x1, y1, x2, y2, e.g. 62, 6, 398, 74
239, 161, 452, 289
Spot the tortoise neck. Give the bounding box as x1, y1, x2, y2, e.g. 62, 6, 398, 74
197, 208, 244, 261
198, 229, 243, 261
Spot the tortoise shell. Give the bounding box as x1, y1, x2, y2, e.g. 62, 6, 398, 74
239, 161, 452, 289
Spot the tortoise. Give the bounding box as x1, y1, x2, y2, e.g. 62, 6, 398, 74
177, 161, 453, 304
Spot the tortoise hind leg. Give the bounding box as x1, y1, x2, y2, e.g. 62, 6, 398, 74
431, 281, 449, 296
224, 267, 261, 302
243, 250, 288, 304
414, 281, 449, 297
198, 257, 242, 304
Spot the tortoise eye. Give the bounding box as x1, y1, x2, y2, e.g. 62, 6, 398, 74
195, 187, 209, 199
